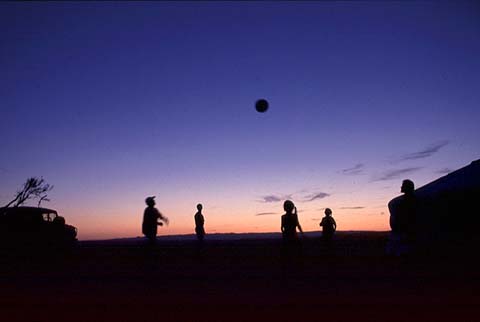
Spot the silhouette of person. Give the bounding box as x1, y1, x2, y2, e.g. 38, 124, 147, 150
280, 200, 304, 268
194, 203, 206, 242
320, 208, 336, 241
387, 179, 417, 256
400, 180, 417, 242
142, 196, 169, 245
281, 200, 303, 240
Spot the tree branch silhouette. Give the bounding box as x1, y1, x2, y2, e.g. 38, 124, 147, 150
3, 177, 53, 208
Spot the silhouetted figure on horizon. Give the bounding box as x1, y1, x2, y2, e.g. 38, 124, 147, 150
142, 196, 169, 245
281, 200, 303, 241
280, 200, 304, 269
320, 208, 336, 241
194, 203, 206, 242
387, 179, 417, 256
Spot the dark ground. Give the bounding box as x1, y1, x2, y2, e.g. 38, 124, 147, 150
0, 232, 479, 322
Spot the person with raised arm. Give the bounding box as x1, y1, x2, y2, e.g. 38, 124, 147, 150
142, 196, 169, 245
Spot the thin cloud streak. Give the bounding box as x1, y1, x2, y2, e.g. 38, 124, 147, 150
254, 212, 277, 216
397, 141, 449, 162
340, 206, 365, 209
258, 194, 292, 203
373, 167, 423, 182
341, 163, 365, 175
304, 192, 330, 202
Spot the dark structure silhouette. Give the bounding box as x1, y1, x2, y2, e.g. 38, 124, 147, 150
281, 200, 303, 240
194, 203, 206, 242
142, 196, 169, 245
0, 206, 77, 248
388, 159, 480, 254
320, 208, 336, 241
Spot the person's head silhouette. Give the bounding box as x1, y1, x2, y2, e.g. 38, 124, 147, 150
325, 208, 332, 216
145, 196, 156, 207
197, 203, 203, 212
401, 179, 415, 194
283, 200, 295, 214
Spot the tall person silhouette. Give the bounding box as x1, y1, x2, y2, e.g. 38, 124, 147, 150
281, 200, 304, 267
142, 196, 169, 246
194, 203, 206, 242
387, 179, 417, 255
281, 200, 303, 240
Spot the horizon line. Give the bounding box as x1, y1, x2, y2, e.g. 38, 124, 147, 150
80, 229, 390, 242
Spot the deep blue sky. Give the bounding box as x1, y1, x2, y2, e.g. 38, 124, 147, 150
1, 2, 479, 239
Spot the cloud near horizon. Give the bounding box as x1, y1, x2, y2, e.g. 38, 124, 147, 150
304, 192, 330, 202
373, 167, 423, 182
254, 212, 277, 216
395, 141, 449, 162
339, 206, 365, 209
258, 194, 292, 203
341, 163, 365, 175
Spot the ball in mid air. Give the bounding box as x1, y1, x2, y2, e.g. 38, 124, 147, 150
255, 99, 269, 113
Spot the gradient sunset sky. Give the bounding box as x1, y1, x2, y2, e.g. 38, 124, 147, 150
1, 2, 479, 240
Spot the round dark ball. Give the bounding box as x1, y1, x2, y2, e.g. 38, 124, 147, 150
255, 99, 269, 113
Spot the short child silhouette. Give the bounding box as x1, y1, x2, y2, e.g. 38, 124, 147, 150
320, 208, 336, 241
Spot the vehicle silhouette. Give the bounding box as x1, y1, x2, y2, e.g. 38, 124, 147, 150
0, 206, 78, 248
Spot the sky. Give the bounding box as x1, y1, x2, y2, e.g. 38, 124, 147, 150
1, 2, 479, 240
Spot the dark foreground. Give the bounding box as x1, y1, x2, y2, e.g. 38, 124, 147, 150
1, 232, 479, 322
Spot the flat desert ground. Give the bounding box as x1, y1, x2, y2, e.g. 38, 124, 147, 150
1, 232, 479, 322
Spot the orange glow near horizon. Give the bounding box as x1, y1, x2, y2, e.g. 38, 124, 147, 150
65, 202, 390, 240
24, 172, 397, 241
1, 1, 478, 244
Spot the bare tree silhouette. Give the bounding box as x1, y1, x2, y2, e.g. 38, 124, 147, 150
3, 177, 53, 208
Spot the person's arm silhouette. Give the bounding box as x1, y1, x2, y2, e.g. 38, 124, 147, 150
294, 207, 304, 236
158, 210, 169, 226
